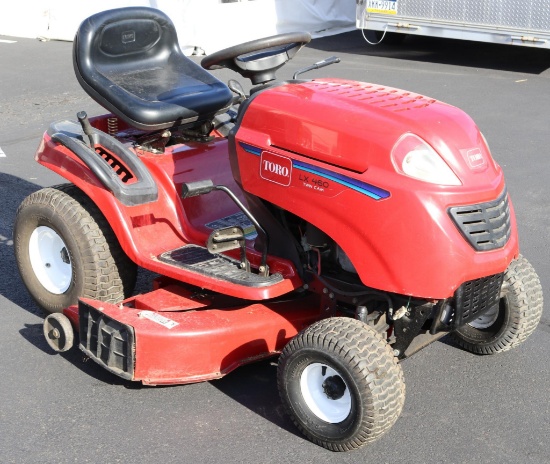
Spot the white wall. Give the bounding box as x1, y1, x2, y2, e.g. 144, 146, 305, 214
0, 0, 354, 54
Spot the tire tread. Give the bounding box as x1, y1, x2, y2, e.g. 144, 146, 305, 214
14, 184, 136, 313
278, 317, 405, 451
452, 255, 543, 355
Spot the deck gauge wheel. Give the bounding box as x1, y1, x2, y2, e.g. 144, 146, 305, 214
43, 313, 74, 352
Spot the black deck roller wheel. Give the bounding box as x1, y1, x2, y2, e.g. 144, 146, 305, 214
43, 313, 74, 352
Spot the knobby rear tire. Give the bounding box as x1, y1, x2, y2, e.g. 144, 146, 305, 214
14, 184, 137, 314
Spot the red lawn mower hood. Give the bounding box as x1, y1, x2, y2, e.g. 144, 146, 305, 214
240, 78, 497, 187
233, 78, 514, 298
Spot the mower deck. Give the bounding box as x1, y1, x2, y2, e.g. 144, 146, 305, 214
66, 282, 322, 385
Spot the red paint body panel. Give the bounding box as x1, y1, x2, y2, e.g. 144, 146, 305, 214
64, 305, 80, 327
234, 78, 518, 298
36, 130, 301, 300
79, 289, 322, 385
44, 76, 521, 385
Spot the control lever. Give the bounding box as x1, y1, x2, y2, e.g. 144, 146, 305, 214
228, 79, 246, 103
77, 111, 95, 148
182, 180, 270, 276
293, 56, 341, 79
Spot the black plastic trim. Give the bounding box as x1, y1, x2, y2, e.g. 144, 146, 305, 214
430, 273, 504, 333
79, 300, 135, 380
448, 188, 511, 251
454, 272, 504, 327
48, 120, 158, 206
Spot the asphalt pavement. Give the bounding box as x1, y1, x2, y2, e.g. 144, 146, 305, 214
1, 31, 549, 464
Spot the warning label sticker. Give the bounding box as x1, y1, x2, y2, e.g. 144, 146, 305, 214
367, 0, 398, 15
139, 311, 179, 329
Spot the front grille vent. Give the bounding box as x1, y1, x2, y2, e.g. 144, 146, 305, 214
449, 188, 511, 251
79, 301, 134, 380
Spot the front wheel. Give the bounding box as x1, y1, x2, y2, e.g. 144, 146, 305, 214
452, 255, 543, 354
14, 185, 137, 314
277, 317, 405, 451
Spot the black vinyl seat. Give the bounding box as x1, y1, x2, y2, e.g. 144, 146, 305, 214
73, 7, 233, 131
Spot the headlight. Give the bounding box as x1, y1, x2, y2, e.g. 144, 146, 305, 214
391, 133, 461, 186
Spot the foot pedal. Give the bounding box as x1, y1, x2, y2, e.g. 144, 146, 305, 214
207, 226, 249, 272
158, 245, 283, 288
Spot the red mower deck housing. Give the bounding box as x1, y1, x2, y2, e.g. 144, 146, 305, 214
64, 283, 322, 385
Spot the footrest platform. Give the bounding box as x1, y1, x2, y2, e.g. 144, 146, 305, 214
158, 245, 283, 288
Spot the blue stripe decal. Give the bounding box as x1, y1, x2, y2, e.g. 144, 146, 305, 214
293, 160, 390, 200
239, 142, 261, 156
239, 142, 390, 200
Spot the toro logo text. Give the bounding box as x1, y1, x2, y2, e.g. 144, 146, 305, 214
260, 151, 292, 186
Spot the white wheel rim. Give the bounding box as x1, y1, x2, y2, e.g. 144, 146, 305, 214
300, 362, 352, 423
468, 303, 500, 329
29, 226, 72, 294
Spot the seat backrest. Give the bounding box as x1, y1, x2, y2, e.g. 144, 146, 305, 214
73, 7, 232, 131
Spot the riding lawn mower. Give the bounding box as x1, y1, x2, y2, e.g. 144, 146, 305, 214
13, 7, 543, 451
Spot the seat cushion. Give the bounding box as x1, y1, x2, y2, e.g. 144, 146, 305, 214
73, 8, 233, 130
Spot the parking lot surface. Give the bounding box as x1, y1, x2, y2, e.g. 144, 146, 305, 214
1, 31, 549, 464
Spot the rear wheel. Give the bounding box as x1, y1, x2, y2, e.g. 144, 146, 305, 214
452, 255, 543, 354
277, 317, 405, 451
14, 184, 137, 314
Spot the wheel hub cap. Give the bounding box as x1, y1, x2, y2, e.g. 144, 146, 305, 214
468, 303, 500, 329
300, 363, 351, 423
29, 226, 72, 294
322, 375, 346, 400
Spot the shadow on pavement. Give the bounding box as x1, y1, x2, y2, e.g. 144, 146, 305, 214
210, 358, 305, 441
309, 30, 550, 75
0, 173, 42, 314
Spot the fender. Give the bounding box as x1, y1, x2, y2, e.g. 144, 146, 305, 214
35, 128, 188, 268
47, 120, 158, 206
35, 122, 300, 299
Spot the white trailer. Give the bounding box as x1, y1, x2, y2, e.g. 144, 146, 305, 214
356, 0, 550, 48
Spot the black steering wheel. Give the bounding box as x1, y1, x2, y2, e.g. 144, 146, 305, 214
201, 32, 311, 85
